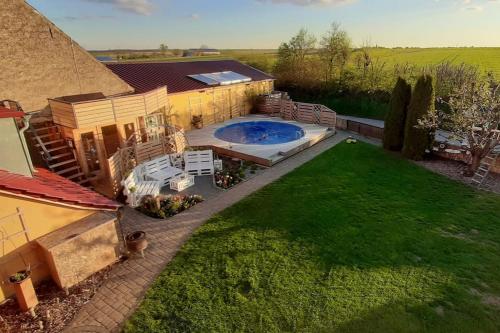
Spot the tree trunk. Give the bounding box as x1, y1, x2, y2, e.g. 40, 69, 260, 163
466, 152, 483, 177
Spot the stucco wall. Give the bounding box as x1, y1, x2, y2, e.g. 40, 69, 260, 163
0, 118, 33, 177
0, 193, 95, 301
0, 0, 133, 112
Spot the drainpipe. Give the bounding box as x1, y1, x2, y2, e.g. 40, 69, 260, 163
19, 113, 36, 175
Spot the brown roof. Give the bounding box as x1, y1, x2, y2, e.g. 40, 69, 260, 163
58, 92, 106, 103
106, 60, 274, 94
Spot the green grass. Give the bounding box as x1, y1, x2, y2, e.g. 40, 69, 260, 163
363, 48, 500, 77
125, 142, 500, 333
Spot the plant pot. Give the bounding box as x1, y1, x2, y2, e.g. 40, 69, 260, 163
9, 270, 38, 312
193, 122, 203, 129
126, 231, 148, 257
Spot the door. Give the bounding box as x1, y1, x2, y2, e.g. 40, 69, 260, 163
101, 125, 121, 158
81, 132, 101, 173
123, 123, 136, 146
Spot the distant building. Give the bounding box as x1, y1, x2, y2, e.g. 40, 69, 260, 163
183, 48, 221, 57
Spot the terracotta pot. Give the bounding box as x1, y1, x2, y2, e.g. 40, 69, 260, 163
9, 270, 38, 312
193, 122, 203, 129
126, 231, 148, 255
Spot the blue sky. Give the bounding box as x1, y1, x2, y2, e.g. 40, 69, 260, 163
27, 0, 500, 50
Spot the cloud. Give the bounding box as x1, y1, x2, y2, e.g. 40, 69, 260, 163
81, 0, 154, 15
256, 0, 356, 6
190, 13, 200, 20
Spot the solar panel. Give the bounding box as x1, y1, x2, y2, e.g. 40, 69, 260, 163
188, 71, 252, 86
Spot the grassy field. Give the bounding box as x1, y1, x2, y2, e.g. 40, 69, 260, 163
124, 142, 500, 333
364, 48, 500, 76
91, 47, 500, 77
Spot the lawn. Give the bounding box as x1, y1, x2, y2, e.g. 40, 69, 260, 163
125, 142, 500, 333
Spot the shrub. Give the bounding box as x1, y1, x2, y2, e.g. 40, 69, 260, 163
402, 75, 435, 160
383, 77, 412, 151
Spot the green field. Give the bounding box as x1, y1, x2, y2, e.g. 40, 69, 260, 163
124, 142, 500, 333
91, 47, 500, 77
363, 47, 500, 77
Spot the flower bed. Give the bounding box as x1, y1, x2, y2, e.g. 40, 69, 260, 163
137, 194, 204, 219
215, 159, 262, 189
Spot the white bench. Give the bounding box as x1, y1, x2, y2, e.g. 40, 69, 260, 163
122, 167, 161, 207
143, 155, 185, 187
184, 150, 215, 176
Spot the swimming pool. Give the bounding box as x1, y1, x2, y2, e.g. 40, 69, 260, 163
214, 121, 305, 145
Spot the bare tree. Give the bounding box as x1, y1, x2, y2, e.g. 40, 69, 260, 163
419, 78, 500, 175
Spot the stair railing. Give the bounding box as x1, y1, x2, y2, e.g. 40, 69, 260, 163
28, 123, 53, 163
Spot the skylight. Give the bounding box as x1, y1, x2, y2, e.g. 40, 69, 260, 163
188, 71, 252, 86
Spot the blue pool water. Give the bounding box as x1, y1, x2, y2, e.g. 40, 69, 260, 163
214, 121, 305, 145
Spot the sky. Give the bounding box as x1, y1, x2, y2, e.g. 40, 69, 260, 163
27, 0, 500, 50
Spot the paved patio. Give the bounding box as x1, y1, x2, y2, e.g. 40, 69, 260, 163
66, 131, 352, 333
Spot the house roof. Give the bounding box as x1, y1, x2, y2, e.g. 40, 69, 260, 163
0, 168, 121, 211
106, 60, 274, 94
0, 106, 25, 119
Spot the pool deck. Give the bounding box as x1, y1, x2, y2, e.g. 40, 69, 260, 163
186, 115, 335, 166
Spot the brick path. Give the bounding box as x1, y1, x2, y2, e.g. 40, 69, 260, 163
66, 131, 351, 333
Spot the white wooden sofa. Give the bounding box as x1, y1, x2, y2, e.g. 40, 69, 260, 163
143, 155, 185, 187
184, 150, 215, 176
122, 150, 218, 206
122, 167, 161, 207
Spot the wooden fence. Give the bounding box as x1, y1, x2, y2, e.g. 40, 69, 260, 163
259, 95, 337, 128
260, 94, 386, 140
104, 127, 188, 197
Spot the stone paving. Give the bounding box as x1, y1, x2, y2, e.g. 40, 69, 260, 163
66, 131, 352, 333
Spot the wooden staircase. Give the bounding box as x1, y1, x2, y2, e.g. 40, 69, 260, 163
471, 148, 499, 190
28, 121, 91, 186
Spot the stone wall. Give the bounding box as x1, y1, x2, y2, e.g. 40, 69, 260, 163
0, 0, 133, 112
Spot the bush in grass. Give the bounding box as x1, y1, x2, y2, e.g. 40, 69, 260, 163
383, 77, 412, 151
402, 75, 435, 160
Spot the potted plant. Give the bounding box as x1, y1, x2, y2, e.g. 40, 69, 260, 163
191, 115, 203, 129
125, 231, 148, 258
9, 268, 38, 313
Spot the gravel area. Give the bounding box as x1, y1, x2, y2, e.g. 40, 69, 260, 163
0, 266, 113, 333
416, 158, 500, 195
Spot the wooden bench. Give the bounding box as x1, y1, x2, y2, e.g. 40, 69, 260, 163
122, 167, 161, 207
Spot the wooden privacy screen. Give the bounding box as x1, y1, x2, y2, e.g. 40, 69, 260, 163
259, 95, 337, 128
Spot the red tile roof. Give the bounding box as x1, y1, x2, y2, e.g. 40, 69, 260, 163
0, 168, 121, 210
106, 60, 274, 94
0, 106, 25, 119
